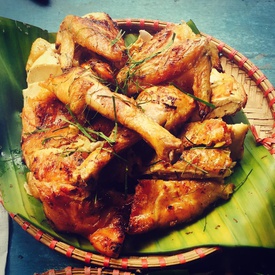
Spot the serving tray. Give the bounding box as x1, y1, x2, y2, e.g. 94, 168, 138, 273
1, 17, 275, 273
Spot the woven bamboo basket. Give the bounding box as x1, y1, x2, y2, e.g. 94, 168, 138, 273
12, 19, 275, 275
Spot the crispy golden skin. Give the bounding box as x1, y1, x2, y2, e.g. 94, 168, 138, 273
56, 13, 126, 70
128, 179, 235, 234
143, 148, 234, 180
22, 12, 249, 258
44, 67, 183, 163
22, 83, 130, 258
179, 118, 233, 148
74, 84, 195, 181
116, 23, 221, 117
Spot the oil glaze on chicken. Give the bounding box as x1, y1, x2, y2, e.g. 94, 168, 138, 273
22, 12, 248, 258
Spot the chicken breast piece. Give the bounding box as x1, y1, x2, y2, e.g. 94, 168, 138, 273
128, 179, 235, 234
179, 118, 233, 148
143, 148, 235, 180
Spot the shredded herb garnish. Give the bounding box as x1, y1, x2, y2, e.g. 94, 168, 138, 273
235, 169, 253, 191
179, 156, 209, 175
171, 82, 216, 109
64, 106, 117, 145
121, 32, 176, 94
110, 29, 125, 46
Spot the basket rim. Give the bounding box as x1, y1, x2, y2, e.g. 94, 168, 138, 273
8, 18, 275, 271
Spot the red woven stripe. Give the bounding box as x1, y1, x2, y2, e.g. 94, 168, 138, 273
47, 270, 55, 275
238, 56, 248, 68
65, 266, 72, 275
126, 18, 132, 28
195, 248, 206, 258
248, 65, 258, 77
153, 20, 159, 31
9, 213, 15, 219
121, 258, 128, 269
22, 221, 30, 231
217, 42, 225, 52
103, 257, 110, 267
84, 252, 93, 264
66, 246, 75, 257
268, 97, 275, 107
141, 258, 148, 268
139, 19, 145, 29
256, 74, 267, 86
34, 230, 43, 241
264, 85, 275, 97
49, 239, 58, 249
158, 257, 166, 267
228, 49, 238, 60
177, 253, 186, 264
205, 35, 213, 41
84, 266, 91, 275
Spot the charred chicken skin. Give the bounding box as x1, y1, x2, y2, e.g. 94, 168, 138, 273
21, 12, 248, 258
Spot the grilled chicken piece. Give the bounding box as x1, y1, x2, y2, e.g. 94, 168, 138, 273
143, 148, 235, 180
56, 13, 126, 70
44, 67, 183, 162
116, 23, 221, 117
179, 118, 249, 160
136, 85, 196, 133
74, 85, 195, 181
179, 118, 233, 148
128, 179, 235, 234
27, 171, 129, 258
22, 82, 130, 258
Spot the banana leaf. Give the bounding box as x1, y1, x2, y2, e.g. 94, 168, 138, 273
0, 17, 275, 256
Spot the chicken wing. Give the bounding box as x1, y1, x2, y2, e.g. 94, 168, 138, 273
116, 23, 221, 117
56, 13, 126, 70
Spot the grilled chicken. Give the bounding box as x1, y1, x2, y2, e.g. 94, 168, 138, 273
44, 67, 183, 162
56, 13, 126, 70
74, 84, 195, 181
22, 12, 249, 258
179, 118, 249, 160
128, 179, 235, 234
116, 23, 221, 117
22, 82, 130, 258
179, 118, 233, 148
143, 148, 235, 180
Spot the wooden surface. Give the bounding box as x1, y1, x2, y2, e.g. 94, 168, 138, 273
1, 0, 275, 274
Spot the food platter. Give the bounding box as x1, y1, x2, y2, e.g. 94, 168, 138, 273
1, 16, 275, 271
